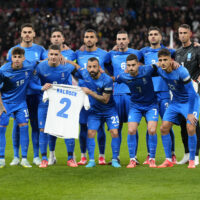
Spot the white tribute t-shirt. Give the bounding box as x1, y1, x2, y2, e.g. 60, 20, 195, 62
43, 84, 90, 139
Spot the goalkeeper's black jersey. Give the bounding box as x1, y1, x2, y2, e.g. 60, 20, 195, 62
175, 44, 200, 80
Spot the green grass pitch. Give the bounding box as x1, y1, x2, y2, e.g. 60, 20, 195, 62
1, 119, 200, 200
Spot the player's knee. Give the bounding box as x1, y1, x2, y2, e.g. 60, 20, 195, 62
0, 125, 7, 128
40, 128, 44, 132
160, 125, 168, 135
186, 124, 196, 136
148, 127, 156, 135
110, 129, 118, 138
88, 130, 96, 138
18, 123, 28, 127
128, 128, 137, 135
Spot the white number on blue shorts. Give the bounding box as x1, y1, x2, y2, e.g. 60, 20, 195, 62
111, 116, 119, 124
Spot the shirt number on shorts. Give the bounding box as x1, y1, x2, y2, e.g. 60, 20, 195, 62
57, 98, 71, 118
153, 109, 157, 116
111, 116, 119, 124
23, 109, 29, 118
193, 111, 197, 119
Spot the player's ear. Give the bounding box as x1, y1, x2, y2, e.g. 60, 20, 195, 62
33, 31, 36, 38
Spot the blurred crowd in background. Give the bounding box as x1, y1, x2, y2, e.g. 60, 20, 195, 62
0, 0, 200, 65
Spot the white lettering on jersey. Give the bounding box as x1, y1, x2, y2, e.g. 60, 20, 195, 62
43, 84, 90, 139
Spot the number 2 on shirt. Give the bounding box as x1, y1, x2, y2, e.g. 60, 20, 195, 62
57, 98, 71, 118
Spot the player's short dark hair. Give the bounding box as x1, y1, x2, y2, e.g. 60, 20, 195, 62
88, 57, 99, 64
126, 54, 138, 62
117, 30, 128, 35
11, 47, 25, 55
179, 24, 191, 30
51, 28, 64, 37
48, 44, 61, 51
21, 23, 34, 31
158, 49, 171, 57
84, 29, 97, 37
148, 26, 162, 35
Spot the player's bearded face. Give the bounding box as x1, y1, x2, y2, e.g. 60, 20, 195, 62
84, 32, 97, 48
11, 54, 25, 70
126, 60, 139, 76
178, 27, 191, 44
148, 30, 162, 45
51, 32, 65, 46
158, 56, 172, 72
116, 34, 129, 50
48, 49, 61, 66
21, 27, 35, 43
87, 60, 100, 78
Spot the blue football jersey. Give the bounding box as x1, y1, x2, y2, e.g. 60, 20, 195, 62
44, 49, 76, 85
35, 60, 75, 86
156, 65, 198, 103
77, 68, 115, 112
140, 45, 175, 92
0, 60, 36, 105
75, 48, 109, 70
109, 48, 142, 95
7, 43, 46, 62
115, 65, 156, 106
7, 43, 46, 95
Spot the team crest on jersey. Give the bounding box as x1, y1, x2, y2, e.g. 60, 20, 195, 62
35, 52, 39, 60
25, 71, 28, 78
142, 78, 147, 84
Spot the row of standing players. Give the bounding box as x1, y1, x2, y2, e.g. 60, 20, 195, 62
1, 23, 200, 168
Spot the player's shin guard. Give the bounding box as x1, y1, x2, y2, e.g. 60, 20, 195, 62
12, 121, 20, 158
65, 139, 75, 160
87, 138, 95, 160
127, 134, 137, 159
111, 137, 120, 160
149, 134, 157, 159
161, 133, 172, 159
39, 131, 48, 160
19, 125, 29, 158
31, 126, 39, 158
49, 135, 57, 151
79, 124, 87, 154
97, 125, 106, 155
0, 127, 6, 158
188, 134, 197, 160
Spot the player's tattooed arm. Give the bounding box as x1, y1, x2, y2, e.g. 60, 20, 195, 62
81, 87, 110, 104
0, 93, 6, 116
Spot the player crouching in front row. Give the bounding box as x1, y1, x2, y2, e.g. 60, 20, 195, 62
68, 57, 121, 168
155, 49, 199, 169
114, 54, 158, 168
0, 47, 50, 168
